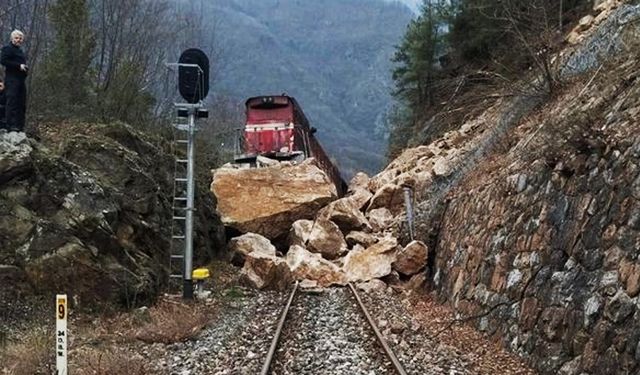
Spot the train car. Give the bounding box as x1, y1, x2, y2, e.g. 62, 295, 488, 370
234, 95, 347, 195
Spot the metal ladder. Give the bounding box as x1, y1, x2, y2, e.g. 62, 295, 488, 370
168, 117, 192, 284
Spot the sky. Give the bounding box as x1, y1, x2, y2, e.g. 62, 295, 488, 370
391, 0, 421, 13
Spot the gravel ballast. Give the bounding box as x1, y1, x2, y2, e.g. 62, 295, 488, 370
270, 287, 393, 375
153, 288, 288, 375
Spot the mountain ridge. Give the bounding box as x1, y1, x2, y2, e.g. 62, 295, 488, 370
209, 0, 413, 177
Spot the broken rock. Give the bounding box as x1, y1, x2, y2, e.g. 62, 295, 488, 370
288, 219, 313, 247
345, 231, 378, 248
229, 233, 276, 263
306, 218, 349, 260
432, 156, 452, 177
211, 158, 337, 239
241, 251, 292, 290
393, 240, 429, 276
367, 183, 405, 215
367, 207, 396, 232
317, 195, 370, 233
348, 188, 374, 211
343, 236, 399, 282
286, 245, 347, 286
348, 172, 371, 192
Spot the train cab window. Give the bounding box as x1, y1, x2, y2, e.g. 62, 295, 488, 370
249, 96, 290, 110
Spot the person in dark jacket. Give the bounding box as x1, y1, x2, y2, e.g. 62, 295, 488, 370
0, 30, 28, 132
0, 79, 6, 130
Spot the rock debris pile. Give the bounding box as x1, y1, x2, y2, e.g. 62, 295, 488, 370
211, 158, 435, 289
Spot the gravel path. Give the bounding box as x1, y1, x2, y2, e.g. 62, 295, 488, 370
269, 287, 393, 375
153, 288, 288, 375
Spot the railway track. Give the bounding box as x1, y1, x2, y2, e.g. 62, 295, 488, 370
260, 282, 408, 375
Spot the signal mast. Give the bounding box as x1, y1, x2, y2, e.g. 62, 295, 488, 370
166, 49, 209, 299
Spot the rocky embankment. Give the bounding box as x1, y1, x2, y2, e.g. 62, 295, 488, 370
386, 2, 640, 375
0, 122, 223, 309
431, 10, 640, 375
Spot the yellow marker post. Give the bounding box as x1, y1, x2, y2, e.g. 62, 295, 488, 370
56, 294, 67, 375
192, 268, 211, 296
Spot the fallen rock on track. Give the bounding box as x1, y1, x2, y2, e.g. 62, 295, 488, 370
286, 245, 347, 286
302, 218, 349, 260
287, 218, 349, 260
241, 251, 292, 290
211, 158, 337, 239
343, 236, 399, 282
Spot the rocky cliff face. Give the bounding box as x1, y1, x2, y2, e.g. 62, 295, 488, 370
403, 3, 640, 374
0, 122, 224, 308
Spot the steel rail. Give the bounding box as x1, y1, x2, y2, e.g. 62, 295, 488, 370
348, 283, 408, 375
260, 281, 299, 375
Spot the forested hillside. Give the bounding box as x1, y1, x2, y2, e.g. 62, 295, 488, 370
388, 0, 595, 157
209, 0, 413, 177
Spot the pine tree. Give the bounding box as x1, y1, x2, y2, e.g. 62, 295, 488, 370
391, 1, 446, 110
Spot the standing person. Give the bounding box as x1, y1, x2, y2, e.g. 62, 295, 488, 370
0, 79, 6, 130
0, 30, 28, 132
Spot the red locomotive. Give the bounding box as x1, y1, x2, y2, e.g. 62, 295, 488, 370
234, 95, 347, 195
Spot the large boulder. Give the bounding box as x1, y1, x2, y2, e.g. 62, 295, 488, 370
343, 236, 399, 282
286, 245, 347, 286
392, 240, 429, 276
228, 233, 276, 263
211, 158, 337, 239
240, 251, 292, 290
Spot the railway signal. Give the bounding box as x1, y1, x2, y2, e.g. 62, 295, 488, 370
166, 49, 210, 299
178, 48, 209, 104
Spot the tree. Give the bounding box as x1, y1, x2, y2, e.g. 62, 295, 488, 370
40, 0, 95, 115
389, 1, 452, 153
449, 0, 591, 94
392, 1, 447, 110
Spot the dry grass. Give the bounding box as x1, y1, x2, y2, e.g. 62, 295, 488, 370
0, 327, 53, 375
1, 296, 214, 375
72, 347, 152, 375
127, 298, 210, 344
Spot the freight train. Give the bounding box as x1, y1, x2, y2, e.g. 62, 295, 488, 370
234, 95, 347, 195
